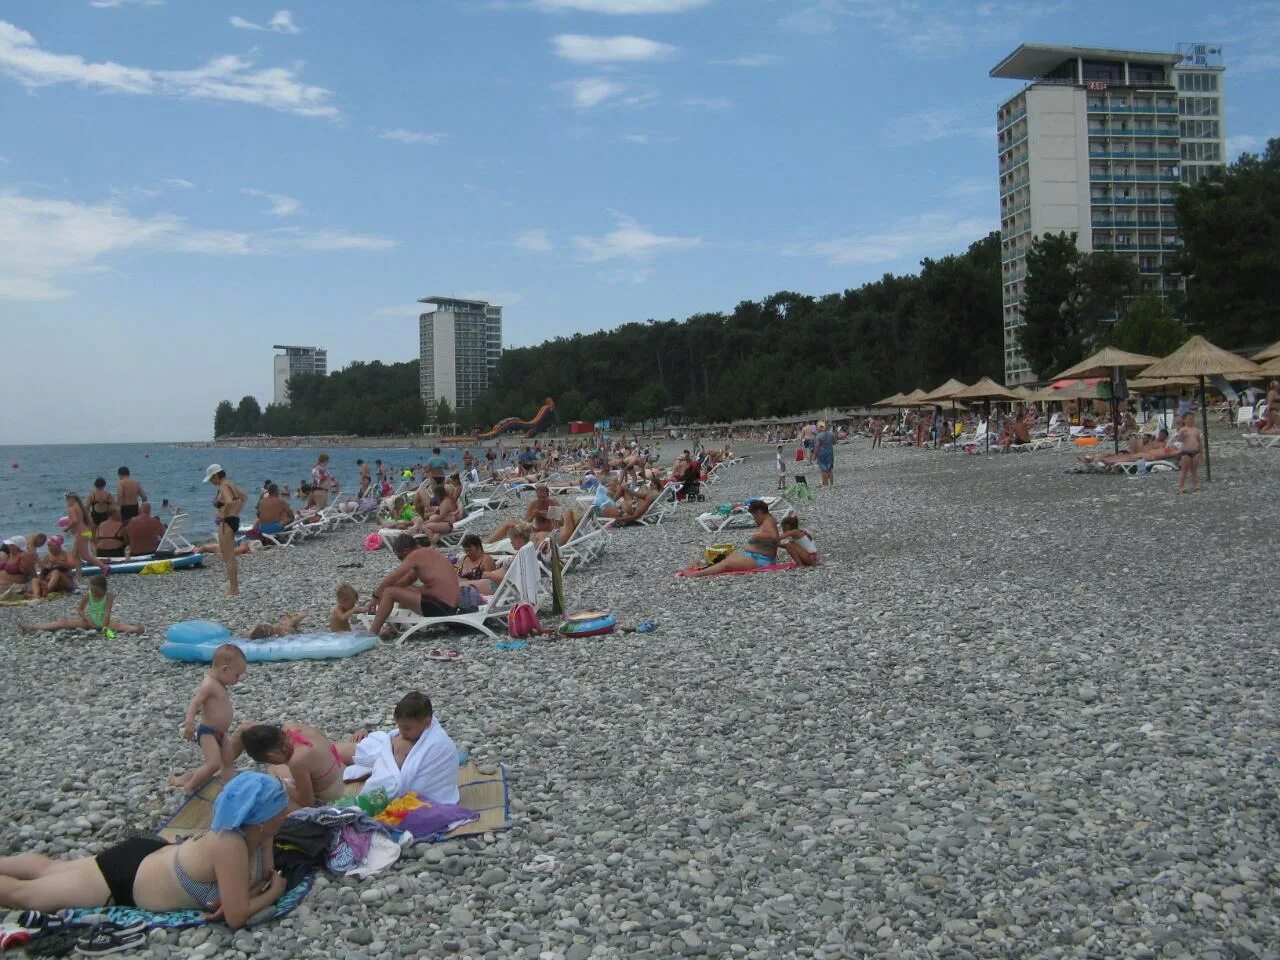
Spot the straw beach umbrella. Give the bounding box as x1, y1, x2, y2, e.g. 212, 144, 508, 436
953, 377, 1020, 452
918, 379, 970, 447
1138, 335, 1265, 480
1251, 339, 1280, 362
1053, 347, 1158, 453
874, 392, 905, 407
1256, 355, 1280, 377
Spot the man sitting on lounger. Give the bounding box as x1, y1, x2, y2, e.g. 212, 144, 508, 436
123, 501, 165, 556
344, 691, 460, 803
367, 535, 460, 634
256, 484, 295, 536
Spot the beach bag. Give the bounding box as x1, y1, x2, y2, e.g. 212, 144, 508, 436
508, 602, 542, 639
457, 585, 482, 614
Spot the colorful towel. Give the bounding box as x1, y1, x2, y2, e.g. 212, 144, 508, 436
676, 561, 798, 577
61, 873, 312, 930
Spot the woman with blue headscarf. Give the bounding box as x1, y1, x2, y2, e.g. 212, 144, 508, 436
0, 772, 289, 930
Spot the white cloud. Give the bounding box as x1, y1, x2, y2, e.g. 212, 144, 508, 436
0, 20, 337, 118
779, 0, 1062, 58
0, 190, 394, 301
885, 106, 990, 146
89, 0, 163, 7
378, 128, 448, 144
165, 177, 194, 189
1226, 134, 1264, 157
681, 95, 730, 110
709, 53, 779, 67
242, 188, 302, 217
532, 0, 710, 12
572, 212, 700, 263
942, 177, 992, 200
787, 212, 995, 265
619, 131, 676, 144
558, 76, 627, 109
513, 228, 553, 252
552, 34, 676, 63
229, 10, 301, 34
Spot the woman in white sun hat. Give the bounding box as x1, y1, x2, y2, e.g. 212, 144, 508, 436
204, 464, 247, 596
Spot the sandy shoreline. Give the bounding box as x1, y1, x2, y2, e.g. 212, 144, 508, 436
2, 439, 1278, 958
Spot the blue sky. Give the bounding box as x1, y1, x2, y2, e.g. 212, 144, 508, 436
3, 0, 1276, 442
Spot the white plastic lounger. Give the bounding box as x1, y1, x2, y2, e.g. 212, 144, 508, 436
695, 496, 795, 533
1242, 433, 1280, 450
358, 542, 542, 642
156, 511, 196, 555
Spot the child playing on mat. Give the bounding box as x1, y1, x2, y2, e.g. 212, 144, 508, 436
329, 584, 360, 633
168, 643, 246, 794
246, 609, 310, 639
19, 575, 144, 636
778, 515, 819, 567
776, 444, 786, 490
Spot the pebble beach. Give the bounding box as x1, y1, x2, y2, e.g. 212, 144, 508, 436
2, 439, 1278, 960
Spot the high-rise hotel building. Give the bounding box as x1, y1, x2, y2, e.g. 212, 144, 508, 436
417, 297, 503, 420
991, 43, 1225, 384
272, 344, 327, 405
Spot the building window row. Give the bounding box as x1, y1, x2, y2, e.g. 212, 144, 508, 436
1176, 72, 1219, 92
1179, 96, 1219, 116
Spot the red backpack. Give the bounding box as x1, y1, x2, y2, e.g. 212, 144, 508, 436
508, 603, 542, 639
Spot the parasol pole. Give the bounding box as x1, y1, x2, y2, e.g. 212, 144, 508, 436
1199, 374, 1212, 482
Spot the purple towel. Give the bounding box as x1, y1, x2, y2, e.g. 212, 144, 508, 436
398, 801, 479, 841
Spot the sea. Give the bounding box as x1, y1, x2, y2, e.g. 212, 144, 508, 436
0, 443, 468, 542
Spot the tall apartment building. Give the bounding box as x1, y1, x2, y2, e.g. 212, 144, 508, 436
991, 43, 1226, 384
272, 344, 327, 405
417, 297, 503, 420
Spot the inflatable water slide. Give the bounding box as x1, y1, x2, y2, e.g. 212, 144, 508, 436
457, 398, 557, 442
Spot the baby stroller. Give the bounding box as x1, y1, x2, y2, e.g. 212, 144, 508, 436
677, 458, 705, 502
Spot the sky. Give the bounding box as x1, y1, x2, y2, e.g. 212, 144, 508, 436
2, 0, 1276, 443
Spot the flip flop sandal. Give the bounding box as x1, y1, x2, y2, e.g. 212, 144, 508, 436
426, 649, 452, 661
74, 927, 146, 956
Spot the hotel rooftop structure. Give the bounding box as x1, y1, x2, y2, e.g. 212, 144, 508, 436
992, 42, 1225, 384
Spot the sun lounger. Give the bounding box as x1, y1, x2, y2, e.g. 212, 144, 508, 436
433, 509, 487, 549
556, 505, 614, 573
695, 496, 795, 533
1242, 433, 1280, 450
358, 542, 543, 642
630, 483, 681, 526
1116, 458, 1176, 476
156, 510, 196, 554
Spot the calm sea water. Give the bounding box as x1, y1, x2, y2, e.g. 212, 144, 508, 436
0, 444, 468, 542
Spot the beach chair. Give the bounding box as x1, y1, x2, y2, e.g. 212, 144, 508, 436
1242, 432, 1280, 450
157, 511, 196, 555
1116, 458, 1177, 476
359, 542, 543, 643
631, 482, 681, 526
695, 496, 795, 533
556, 505, 614, 573
433, 508, 487, 549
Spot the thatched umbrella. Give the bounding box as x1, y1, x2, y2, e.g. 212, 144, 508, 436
918, 379, 970, 447
1256, 355, 1280, 377
953, 377, 1020, 452
898, 388, 931, 406
1251, 339, 1280, 362
874, 391, 905, 407
1053, 348, 1158, 453
1138, 335, 1266, 480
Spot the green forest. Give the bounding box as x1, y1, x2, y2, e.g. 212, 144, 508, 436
212, 139, 1279, 437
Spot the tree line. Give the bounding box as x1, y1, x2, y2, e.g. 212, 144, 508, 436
212, 139, 1278, 437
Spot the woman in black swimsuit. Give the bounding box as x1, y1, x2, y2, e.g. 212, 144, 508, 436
205, 464, 247, 596
31, 535, 75, 598
456, 534, 495, 593
86, 477, 114, 530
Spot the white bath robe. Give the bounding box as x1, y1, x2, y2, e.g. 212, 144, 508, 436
344, 718, 460, 803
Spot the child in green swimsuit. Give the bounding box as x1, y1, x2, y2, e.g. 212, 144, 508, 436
18, 575, 144, 636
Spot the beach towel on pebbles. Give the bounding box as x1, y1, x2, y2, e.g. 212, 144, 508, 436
61, 874, 313, 931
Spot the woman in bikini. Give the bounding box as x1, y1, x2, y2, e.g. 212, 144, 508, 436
456, 534, 496, 593
0, 773, 289, 932
64, 492, 111, 576
86, 477, 114, 532
685, 500, 779, 578
204, 464, 247, 596
236, 723, 367, 809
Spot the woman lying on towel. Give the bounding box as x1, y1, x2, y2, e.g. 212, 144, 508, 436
236, 722, 367, 810
684, 500, 779, 578
0, 773, 289, 929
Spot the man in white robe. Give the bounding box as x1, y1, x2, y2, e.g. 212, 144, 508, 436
344, 691, 459, 803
